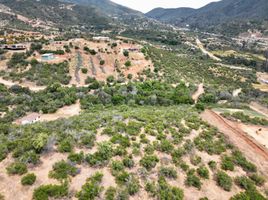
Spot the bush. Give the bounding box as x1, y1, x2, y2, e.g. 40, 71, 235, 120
76, 172, 103, 200
58, 139, 73, 153
123, 50, 129, 57
140, 155, 159, 171
49, 160, 78, 180
107, 75, 115, 83
122, 156, 135, 168
33, 183, 68, 200
234, 176, 256, 191
125, 61, 131, 67
100, 60, 105, 65
105, 187, 116, 200
185, 170, 202, 190
232, 151, 256, 172
190, 155, 202, 166
158, 177, 184, 200
68, 152, 84, 164
197, 166, 209, 179
21, 173, 36, 185
221, 155, 235, 171
81, 68, 88, 74
110, 160, 124, 175
208, 161, 217, 170
249, 174, 265, 186
126, 176, 140, 195
159, 167, 178, 179
115, 171, 130, 185
230, 189, 266, 200
6, 162, 27, 175
216, 171, 233, 191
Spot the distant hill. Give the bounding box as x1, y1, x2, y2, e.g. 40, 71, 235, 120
146, 0, 268, 35
61, 0, 143, 17
0, 0, 112, 30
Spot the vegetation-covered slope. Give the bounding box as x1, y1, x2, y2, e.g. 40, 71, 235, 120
0, 0, 111, 29
146, 0, 268, 35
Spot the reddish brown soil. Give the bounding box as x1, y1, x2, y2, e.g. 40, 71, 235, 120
201, 110, 268, 176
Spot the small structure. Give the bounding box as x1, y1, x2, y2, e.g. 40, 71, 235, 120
15, 113, 41, 125
5, 44, 26, 50
41, 53, 54, 61
93, 36, 110, 42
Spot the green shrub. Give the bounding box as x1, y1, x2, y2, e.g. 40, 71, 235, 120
110, 160, 124, 175
126, 176, 140, 195
158, 177, 184, 200
0, 194, 4, 200
216, 171, 233, 191
85, 142, 113, 166
76, 172, 103, 200
58, 139, 73, 153
125, 61, 131, 67
107, 75, 115, 83
122, 156, 135, 168
81, 68, 88, 74
33, 183, 68, 200
234, 176, 256, 190
190, 155, 202, 166
140, 155, 159, 171
208, 160, 217, 170
49, 160, 78, 180
115, 171, 130, 185
232, 151, 256, 172
68, 152, 84, 164
185, 170, 202, 190
197, 166, 209, 179
158, 139, 174, 153
100, 60, 105, 65
21, 173, 36, 185
199, 198, 209, 200
105, 187, 116, 200
249, 174, 265, 186
123, 50, 129, 57
221, 155, 235, 171
159, 167, 178, 179
6, 162, 27, 175
230, 189, 266, 200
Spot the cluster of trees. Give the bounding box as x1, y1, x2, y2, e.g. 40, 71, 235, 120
81, 80, 194, 108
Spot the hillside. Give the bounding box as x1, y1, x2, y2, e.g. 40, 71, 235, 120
0, 0, 111, 30
146, 0, 268, 35
61, 0, 142, 17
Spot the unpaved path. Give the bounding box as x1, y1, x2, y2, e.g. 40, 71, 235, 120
250, 102, 268, 118
0, 77, 45, 91
196, 38, 221, 61
192, 83, 204, 103
39, 101, 81, 122
201, 110, 268, 176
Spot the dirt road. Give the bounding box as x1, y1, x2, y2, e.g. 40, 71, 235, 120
196, 38, 221, 61
250, 102, 268, 118
0, 77, 46, 92
192, 83, 204, 103
201, 110, 268, 176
